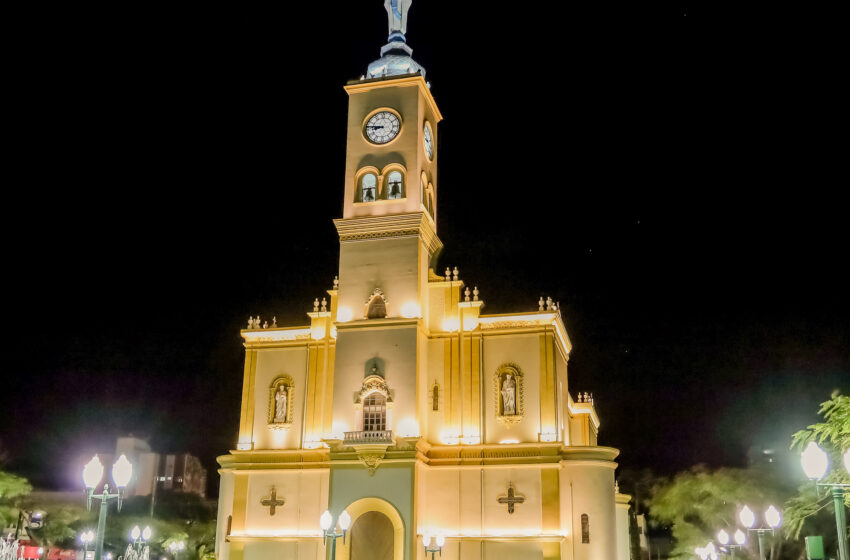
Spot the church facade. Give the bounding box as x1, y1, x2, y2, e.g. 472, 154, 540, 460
215, 3, 631, 559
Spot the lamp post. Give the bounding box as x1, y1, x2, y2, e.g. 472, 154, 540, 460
80, 531, 95, 559
319, 510, 351, 560
423, 535, 445, 559
800, 442, 850, 560
717, 528, 747, 558
167, 541, 185, 560
82, 454, 133, 560
738, 504, 781, 560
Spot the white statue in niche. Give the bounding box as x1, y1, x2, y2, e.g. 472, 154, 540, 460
274, 385, 288, 422
501, 374, 516, 416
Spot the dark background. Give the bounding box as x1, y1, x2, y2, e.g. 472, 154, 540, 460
3, 3, 847, 495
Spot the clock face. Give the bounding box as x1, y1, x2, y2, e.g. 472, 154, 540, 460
364, 111, 401, 144
423, 123, 433, 159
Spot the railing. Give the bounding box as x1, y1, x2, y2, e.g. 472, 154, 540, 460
344, 430, 393, 444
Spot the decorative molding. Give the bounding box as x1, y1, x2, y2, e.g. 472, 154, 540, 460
268, 375, 295, 429
355, 374, 393, 404
333, 212, 443, 255
494, 363, 525, 426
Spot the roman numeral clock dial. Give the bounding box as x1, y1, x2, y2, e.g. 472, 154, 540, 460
364, 110, 401, 144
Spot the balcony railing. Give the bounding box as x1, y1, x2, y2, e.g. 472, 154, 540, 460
343, 430, 393, 445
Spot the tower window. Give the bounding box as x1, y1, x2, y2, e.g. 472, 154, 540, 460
432, 384, 439, 411
360, 173, 377, 202
581, 514, 590, 543
386, 171, 404, 199
362, 393, 387, 432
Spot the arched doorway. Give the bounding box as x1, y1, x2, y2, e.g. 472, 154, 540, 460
350, 511, 393, 560
336, 497, 405, 560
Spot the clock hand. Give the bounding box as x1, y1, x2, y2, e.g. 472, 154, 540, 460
366, 125, 384, 129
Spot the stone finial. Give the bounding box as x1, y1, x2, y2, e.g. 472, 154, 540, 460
473, 286, 479, 301
583, 392, 590, 403
333, 276, 339, 289
538, 297, 545, 311
313, 298, 320, 312
263, 320, 268, 329
464, 287, 471, 302
247, 316, 253, 329
272, 316, 277, 328
452, 267, 459, 281
445, 267, 451, 279
577, 392, 583, 403
321, 298, 328, 312
615, 480, 620, 493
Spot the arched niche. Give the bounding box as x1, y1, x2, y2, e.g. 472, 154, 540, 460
268, 375, 294, 428
494, 363, 524, 426
365, 287, 388, 319
335, 497, 405, 560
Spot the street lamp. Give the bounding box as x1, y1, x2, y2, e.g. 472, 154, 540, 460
82, 454, 133, 560
800, 442, 850, 560
717, 528, 746, 558
319, 509, 351, 560
739, 504, 782, 560
125, 526, 151, 560
424, 534, 445, 558
80, 530, 96, 558
167, 541, 185, 559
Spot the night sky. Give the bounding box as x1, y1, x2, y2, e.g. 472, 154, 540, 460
4, 3, 847, 494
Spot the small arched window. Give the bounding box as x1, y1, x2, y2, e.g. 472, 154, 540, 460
363, 393, 387, 432
432, 384, 439, 411
581, 513, 590, 543
386, 170, 404, 199
360, 173, 377, 202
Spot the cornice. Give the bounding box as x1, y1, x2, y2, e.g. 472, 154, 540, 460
334, 212, 443, 255
344, 75, 443, 122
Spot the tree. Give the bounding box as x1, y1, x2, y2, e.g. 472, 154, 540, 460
785, 391, 850, 549
649, 465, 799, 558
0, 470, 32, 529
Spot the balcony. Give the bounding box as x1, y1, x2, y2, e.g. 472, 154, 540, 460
344, 430, 393, 445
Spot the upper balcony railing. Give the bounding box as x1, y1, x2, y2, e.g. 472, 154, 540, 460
344, 430, 393, 445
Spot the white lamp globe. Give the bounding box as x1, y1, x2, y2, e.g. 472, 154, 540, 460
142, 526, 152, 541
716, 529, 729, 545
435, 535, 446, 548
734, 529, 747, 545
131, 526, 141, 541
82, 456, 104, 489
319, 510, 333, 531
112, 454, 133, 488
339, 510, 351, 531
739, 505, 756, 529
843, 448, 850, 475
801, 441, 829, 480
765, 505, 782, 529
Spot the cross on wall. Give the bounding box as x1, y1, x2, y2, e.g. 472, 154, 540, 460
497, 483, 525, 514
261, 488, 286, 516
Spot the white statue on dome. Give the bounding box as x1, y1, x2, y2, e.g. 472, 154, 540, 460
501, 374, 516, 416
274, 385, 288, 422
385, 0, 412, 36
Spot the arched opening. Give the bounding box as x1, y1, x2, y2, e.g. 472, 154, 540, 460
349, 511, 394, 560
362, 392, 387, 432
581, 513, 590, 543
335, 497, 405, 560
386, 170, 404, 199
359, 173, 377, 202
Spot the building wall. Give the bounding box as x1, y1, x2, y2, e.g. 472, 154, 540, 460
251, 346, 309, 450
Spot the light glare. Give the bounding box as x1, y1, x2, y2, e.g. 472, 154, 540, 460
734, 529, 746, 545
801, 441, 830, 480
739, 505, 756, 529
716, 529, 729, 545
765, 505, 782, 528
339, 510, 351, 531
112, 454, 133, 488
82, 456, 104, 489
319, 510, 333, 531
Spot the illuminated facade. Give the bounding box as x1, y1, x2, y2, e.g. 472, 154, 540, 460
215, 2, 630, 559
